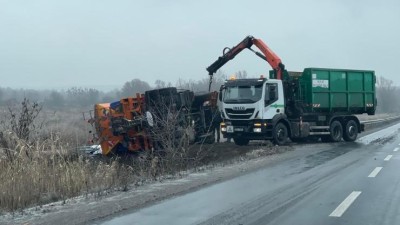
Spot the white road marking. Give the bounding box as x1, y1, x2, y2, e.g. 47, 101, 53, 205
394, 148, 399, 152
368, 167, 383, 178
384, 155, 393, 161
329, 191, 362, 217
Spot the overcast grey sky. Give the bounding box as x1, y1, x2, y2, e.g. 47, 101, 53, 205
1, 0, 399, 90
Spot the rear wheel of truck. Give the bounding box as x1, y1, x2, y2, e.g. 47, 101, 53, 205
273, 122, 288, 145
233, 138, 249, 146
328, 120, 343, 142
343, 120, 358, 142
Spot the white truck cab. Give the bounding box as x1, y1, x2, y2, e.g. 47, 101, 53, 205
219, 77, 288, 145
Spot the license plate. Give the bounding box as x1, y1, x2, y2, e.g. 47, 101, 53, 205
234, 127, 244, 132
227, 126, 234, 133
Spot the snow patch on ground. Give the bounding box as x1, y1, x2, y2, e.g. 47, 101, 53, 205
358, 122, 400, 145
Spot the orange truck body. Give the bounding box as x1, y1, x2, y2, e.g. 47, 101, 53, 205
93, 103, 122, 155
93, 93, 152, 155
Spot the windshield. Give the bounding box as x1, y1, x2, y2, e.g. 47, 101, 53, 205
223, 85, 263, 103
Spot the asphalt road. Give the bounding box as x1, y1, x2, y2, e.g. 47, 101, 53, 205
100, 122, 400, 225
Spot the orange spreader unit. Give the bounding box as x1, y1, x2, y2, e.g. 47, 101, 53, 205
93, 93, 152, 155
93, 103, 122, 155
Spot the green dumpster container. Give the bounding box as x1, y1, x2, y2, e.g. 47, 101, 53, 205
295, 68, 376, 115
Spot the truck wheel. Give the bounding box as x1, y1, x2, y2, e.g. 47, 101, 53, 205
328, 120, 343, 142
273, 122, 288, 145
343, 120, 358, 142
233, 138, 249, 146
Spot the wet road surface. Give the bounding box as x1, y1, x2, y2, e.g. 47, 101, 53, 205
99, 122, 400, 225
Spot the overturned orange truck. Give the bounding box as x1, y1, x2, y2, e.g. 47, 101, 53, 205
90, 88, 218, 155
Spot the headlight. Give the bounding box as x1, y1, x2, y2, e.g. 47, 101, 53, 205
221, 127, 227, 132
253, 128, 262, 133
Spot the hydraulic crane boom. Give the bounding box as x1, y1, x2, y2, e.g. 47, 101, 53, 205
206, 36, 286, 90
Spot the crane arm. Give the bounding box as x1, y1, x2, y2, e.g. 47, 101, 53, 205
252, 38, 285, 79
206, 35, 285, 83
206, 36, 254, 76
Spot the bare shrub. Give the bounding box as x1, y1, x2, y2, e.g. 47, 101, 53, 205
0, 99, 136, 212
144, 89, 219, 178
144, 90, 195, 176
5, 98, 42, 142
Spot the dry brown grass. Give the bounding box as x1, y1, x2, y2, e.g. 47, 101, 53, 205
0, 129, 212, 213
0, 102, 247, 214
0, 131, 138, 213
0, 104, 139, 213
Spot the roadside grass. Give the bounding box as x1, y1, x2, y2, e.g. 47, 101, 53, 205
0, 130, 284, 213
0, 131, 211, 213
0, 130, 137, 213
0, 105, 133, 213
0, 102, 292, 214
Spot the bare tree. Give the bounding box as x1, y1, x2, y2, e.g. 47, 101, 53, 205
118, 79, 151, 98
376, 76, 399, 113
176, 78, 196, 91
45, 90, 65, 108
66, 87, 100, 107
154, 80, 172, 89
236, 70, 248, 79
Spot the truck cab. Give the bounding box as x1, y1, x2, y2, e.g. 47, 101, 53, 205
220, 77, 288, 145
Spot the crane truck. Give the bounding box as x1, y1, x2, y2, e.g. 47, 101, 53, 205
207, 36, 376, 146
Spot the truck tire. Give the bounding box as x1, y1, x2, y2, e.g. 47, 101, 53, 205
233, 138, 249, 146
343, 120, 358, 142
273, 122, 288, 145
328, 120, 343, 142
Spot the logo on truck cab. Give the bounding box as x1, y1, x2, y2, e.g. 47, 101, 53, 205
233, 106, 246, 111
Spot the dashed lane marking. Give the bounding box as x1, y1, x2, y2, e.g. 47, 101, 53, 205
368, 167, 383, 178
394, 148, 399, 152
329, 191, 362, 217
384, 155, 393, 161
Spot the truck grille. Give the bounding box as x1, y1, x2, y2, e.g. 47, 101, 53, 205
225, 108, 255, 119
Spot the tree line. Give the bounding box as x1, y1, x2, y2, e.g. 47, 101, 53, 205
0, 71, 233, 110
0, 72, 398, 113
